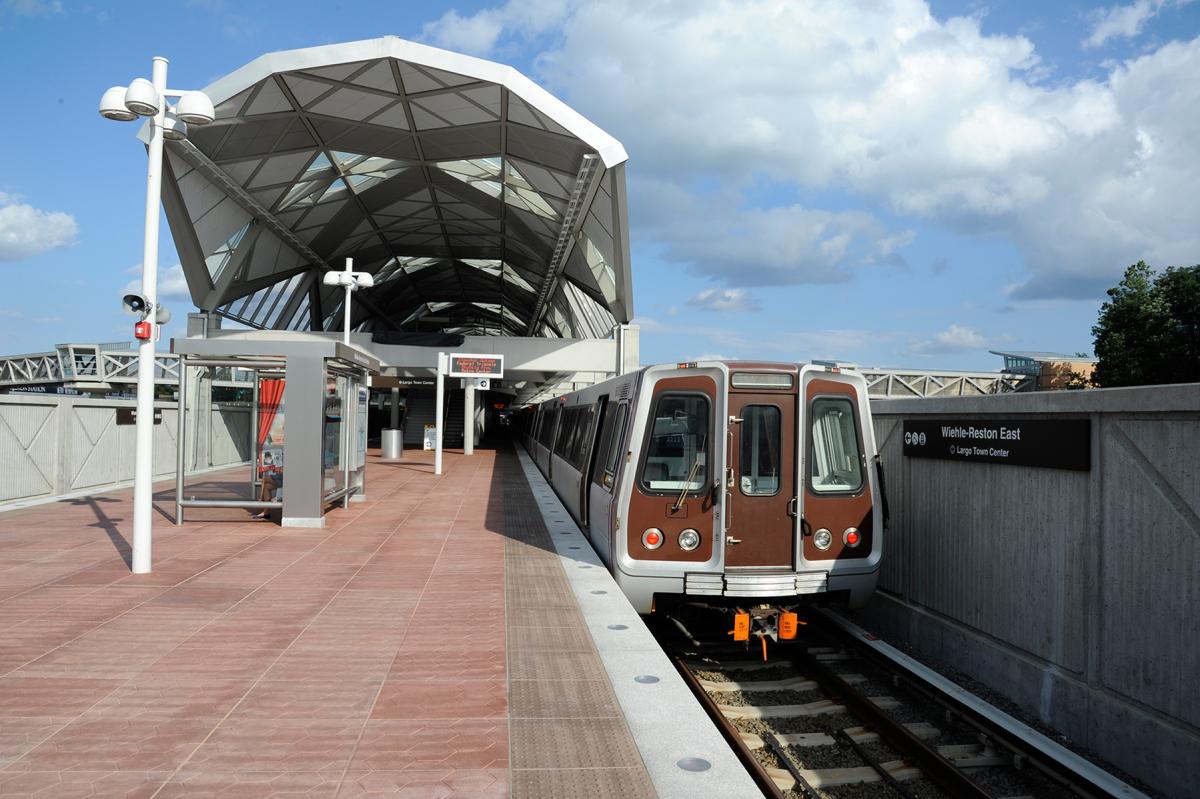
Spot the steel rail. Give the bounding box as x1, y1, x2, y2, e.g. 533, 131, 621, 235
816, 609, 1151, 799
794, 645, 994, 799
667, 652, 787, 799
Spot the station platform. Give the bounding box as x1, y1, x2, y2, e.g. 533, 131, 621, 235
0, 445, 756, 798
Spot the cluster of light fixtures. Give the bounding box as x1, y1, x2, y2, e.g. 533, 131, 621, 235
99, 80, 215, 139
813, 526, 861, 550
641, 527, 701, 551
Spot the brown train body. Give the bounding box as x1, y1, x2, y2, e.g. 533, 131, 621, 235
516, 361, 883, 613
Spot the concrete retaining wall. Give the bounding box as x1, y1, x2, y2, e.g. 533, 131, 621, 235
0, 394, 250, 507
860, 383, 1200, 797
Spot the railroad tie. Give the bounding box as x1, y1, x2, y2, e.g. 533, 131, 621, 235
765, 760, 922, 791
720, 695, 899, 719
938, 743, 1012, 769
700, 673, 867, 693
741, 722, 940, 750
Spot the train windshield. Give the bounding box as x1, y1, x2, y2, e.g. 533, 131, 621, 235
641, 394, 709, 491
810, 397, 863, 493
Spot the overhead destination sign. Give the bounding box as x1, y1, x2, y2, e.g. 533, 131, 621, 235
903, 419, 1091, 471
447, 353, 504, 379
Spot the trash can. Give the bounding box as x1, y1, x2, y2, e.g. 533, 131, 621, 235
381, 428, 403, 460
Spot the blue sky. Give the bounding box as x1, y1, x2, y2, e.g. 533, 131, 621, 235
1, 0, 1198, 370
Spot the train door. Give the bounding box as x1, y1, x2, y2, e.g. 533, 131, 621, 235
588, 400, 627, 564
796, 366, 874, 567
579, 396, 609, 528
724, 387, 797, 568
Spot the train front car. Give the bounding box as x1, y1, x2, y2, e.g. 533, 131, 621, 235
613, 361, 882, 614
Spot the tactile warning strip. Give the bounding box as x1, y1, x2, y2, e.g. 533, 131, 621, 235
513, 446, 764, 799
500, 445, 657, 799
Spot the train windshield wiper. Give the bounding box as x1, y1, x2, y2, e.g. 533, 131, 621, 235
672, 455, 703, 512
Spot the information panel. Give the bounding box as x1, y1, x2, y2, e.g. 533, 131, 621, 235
448, 353, 504, 378
903, 418, 1091, 471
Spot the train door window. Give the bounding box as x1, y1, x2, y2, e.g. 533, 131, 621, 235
570, 406, 594, 468
587, 400, 611, 484
809, 397, 863, 493
601, 404, 629, 489
554, 407, 575, 458
539, 407, 557, 448
739, 405, 781, 496
640, 394, 709, 492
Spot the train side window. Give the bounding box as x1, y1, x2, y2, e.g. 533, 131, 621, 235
809, 397, 863, 493
739, 405, 781, 496
601, 404, 629, 489
639, 393, 709, 493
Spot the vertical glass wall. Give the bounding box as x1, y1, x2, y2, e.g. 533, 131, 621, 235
323, 373, 349, 497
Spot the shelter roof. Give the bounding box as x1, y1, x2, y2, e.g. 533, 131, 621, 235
157, 37, 632, 340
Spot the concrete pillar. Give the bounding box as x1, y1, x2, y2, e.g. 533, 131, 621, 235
382, 386, 403, 460
281, 354, 326, 528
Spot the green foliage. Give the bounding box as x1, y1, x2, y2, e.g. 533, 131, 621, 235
1092, 261, 1200, 387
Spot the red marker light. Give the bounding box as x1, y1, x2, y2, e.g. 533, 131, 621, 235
645, 531, 660, 545
844, 529, 861, 547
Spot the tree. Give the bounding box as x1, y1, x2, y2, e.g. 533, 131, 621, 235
1091, 261, 1200, 387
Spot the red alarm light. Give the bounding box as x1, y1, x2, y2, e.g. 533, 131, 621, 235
134, 321, 152, 340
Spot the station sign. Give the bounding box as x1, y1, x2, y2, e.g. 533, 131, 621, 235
902, 418, 1091, 471
116, 407, 163, 425
447, 353, 504, 379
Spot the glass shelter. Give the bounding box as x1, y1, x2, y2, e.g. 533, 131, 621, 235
173, 332, 379, 528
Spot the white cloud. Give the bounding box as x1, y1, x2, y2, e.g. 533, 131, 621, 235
0, 192, 77, 261
442, 0, 1200, 300
1083, 1, 1186, 48
910, 324, 988, 355
421, 0, 572, 55
687, 288, 759, 312
638, 180, 913, 286
122, 264, 192, 302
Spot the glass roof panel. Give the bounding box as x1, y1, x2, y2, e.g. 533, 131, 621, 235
583, 234, 618, 303
350, 60, 398, 93
501, 263, 536, 294
367, 103, 410, 130
461, 259, 502, 276
244, 80, 293, 116
281, 74, 330, 107
435, 158, 503, 198
309, 88, 393, 122
205, 221, 252, 282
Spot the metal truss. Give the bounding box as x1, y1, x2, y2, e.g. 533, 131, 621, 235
0, 344, 253, 390
861, 368, 1032, 397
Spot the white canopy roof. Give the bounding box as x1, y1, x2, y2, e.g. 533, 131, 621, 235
158, 36, 633, 339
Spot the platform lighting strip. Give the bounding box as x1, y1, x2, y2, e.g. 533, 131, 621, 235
524, 153, 600, 335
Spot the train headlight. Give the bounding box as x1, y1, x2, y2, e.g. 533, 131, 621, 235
813, 528, 833, 550
678, 529, 701, 551
843, 527, 861, 547
642, 528, 663, 549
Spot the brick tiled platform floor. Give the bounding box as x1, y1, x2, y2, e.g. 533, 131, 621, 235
0, 446, 655, 798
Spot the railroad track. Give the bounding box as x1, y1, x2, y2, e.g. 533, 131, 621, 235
653, 606, 1150, 799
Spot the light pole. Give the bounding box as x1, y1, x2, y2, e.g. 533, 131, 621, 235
322, 258, 375, 346
100, 58, 215, 574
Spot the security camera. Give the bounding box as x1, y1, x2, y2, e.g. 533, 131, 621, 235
122, 293, 152, 318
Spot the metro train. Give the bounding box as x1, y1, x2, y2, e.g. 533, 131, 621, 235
517, 360, 885, 617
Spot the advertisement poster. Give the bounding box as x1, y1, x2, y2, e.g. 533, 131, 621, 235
356, 386, 368, 469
